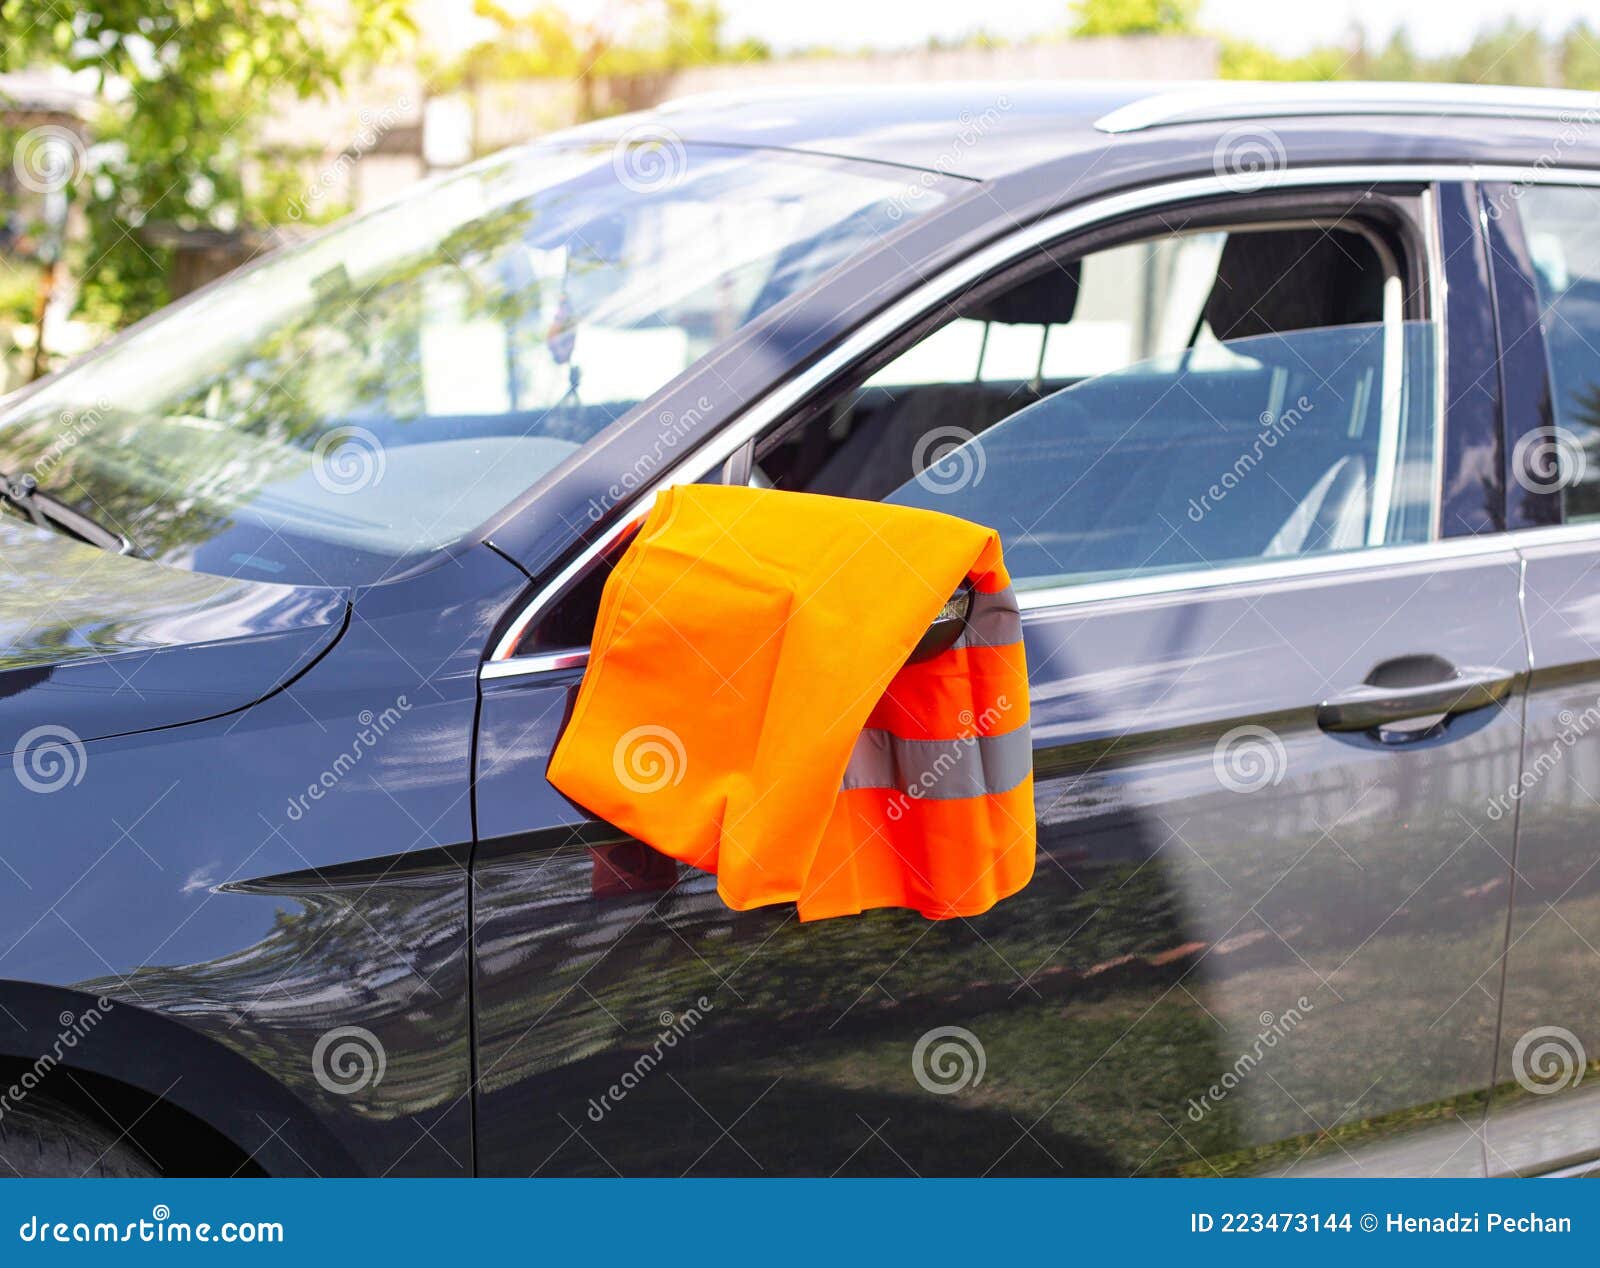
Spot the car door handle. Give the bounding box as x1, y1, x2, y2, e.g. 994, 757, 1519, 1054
1316, 666, 1515, 733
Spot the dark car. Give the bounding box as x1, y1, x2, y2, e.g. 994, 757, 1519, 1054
5, 79, 1600, 1178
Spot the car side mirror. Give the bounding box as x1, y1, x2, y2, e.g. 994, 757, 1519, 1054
905, 583, 972, 664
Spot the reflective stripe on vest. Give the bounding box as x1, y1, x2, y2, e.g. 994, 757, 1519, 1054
840, 725, 1033, 800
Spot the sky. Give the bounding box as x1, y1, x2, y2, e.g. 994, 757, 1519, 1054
417, 0, 1595, 61
714, 0, 1592, 57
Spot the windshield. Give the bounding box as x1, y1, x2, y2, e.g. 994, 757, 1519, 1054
0, 142, 940, 585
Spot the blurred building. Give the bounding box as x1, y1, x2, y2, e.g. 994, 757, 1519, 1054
0, 71, 94, 389
1, 28, 1219, 366
268, 34, 1220, 215
472, 35, 1220, 154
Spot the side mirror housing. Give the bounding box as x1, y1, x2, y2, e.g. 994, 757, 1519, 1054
905, 583, 972, 664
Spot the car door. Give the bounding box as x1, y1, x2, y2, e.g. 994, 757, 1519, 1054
470, 177, 1527, 1176
1482, 177, 1600, 1176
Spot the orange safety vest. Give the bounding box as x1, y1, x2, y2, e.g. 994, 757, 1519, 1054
546, 484, 1035, 921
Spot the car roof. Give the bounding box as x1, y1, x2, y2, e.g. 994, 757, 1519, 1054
567, 79, 1600, 180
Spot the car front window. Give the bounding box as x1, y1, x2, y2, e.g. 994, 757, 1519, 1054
0, 142, 939, 586
757, 219, 1437, 592
885, 322, 1438, 589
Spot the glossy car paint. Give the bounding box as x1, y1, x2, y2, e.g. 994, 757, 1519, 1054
1, 83, 1597, 1176
0, 519, 346, 741
0, 543, 526, 1175
1488, 529, 1600, 1175
473, 557, 1528, 1176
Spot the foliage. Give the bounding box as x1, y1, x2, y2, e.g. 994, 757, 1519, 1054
446, 0, 769, 114
0, 0, 414, 330
7, 0, 1600, 338
1447, 18, 1550, 87
1061, 2, 1567, 91
1559, 22, 1600, 92
1351, 29, 1437, 83
1221, 16, 1566, 88
1068, 0, 1199, 37
1218, 38, 1348, 82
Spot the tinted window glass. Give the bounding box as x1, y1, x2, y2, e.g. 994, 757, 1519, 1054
1516, 185, 1600, 522
886, 323, 1436, 588
763, 224, 1436, 590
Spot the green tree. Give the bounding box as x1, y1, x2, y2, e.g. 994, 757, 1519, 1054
451, 0, 765, 119
1219, 39, 1348, 81
0, 0, 414, 333
1361, 28, 1432, 82
1447, 19, 1551, 87
1559, 22, 1600, 91
1068, 0, 1198, 38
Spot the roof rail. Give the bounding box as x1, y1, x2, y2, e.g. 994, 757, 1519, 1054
1094, 82, 1599, 134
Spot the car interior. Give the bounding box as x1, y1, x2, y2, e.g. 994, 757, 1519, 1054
754, 223, 1421, 588
530, 215, 1431, 648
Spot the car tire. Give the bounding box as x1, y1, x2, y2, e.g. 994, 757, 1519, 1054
0, 1095, 157, 1178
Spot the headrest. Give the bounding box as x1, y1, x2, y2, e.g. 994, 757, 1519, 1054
967, 257, 1080, 326
1202, 228, 1383, 343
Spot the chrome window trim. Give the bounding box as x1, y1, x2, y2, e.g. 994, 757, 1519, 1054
483, 162, 1600, 677
1421, 184, 1446, 543
481, 533, 1537, 682
481, 529, 1600, 680
1092, 83, 1600, 135
1012, 533, 1520, 613
481, 648, 591, 679
1497, 521, 1600, 551
480, 524, 1600, 680
1370, 239, 1406, 545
